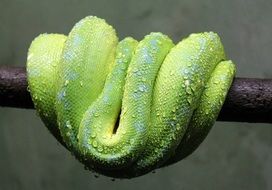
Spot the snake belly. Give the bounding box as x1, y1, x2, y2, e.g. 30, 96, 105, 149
26, 16, 236, 178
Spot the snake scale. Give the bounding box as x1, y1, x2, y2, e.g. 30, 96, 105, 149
26, 16, 236, 178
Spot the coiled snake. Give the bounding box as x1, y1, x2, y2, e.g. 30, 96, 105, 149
26, 16, 236, 178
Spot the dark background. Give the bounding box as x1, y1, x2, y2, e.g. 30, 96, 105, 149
0, 0, 271, 189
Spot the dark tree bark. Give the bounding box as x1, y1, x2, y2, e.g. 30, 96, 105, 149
0, 66, 272, 123
0, 66, 33, 109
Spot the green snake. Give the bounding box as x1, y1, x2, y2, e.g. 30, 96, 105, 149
26, 16, 236, 178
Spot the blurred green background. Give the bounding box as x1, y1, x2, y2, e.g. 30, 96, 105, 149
0, 0, 271, 189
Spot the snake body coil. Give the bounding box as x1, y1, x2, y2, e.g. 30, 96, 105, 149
27, 16, 236, 178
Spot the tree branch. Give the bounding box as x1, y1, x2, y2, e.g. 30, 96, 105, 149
0, 66, 33, 108
0, 66, 271, 123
